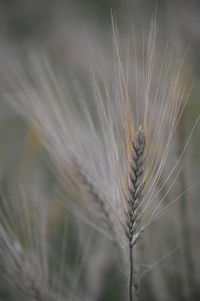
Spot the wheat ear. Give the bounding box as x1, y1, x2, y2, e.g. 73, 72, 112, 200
77, 167, 115, 236
125, 126, 146, 301
0, 227, 45, 301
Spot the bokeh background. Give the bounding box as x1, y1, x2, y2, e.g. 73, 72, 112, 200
0, 1, 200, 300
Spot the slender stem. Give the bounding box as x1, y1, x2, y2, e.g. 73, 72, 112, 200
129, 244, 133, 301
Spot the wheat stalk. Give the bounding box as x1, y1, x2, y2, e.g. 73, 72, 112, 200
125, 127, 146, 246
124, 127, 146, 300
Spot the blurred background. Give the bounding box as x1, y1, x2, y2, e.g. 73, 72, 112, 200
0, 1, 200, 300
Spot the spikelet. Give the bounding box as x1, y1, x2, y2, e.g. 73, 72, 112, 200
124, 127, 146, 246
0, 181, 49, 300
77, 165, 114, 235
0, 226, 45, 301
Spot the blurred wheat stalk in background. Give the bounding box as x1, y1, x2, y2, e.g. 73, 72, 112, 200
0, 16, 199, 301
